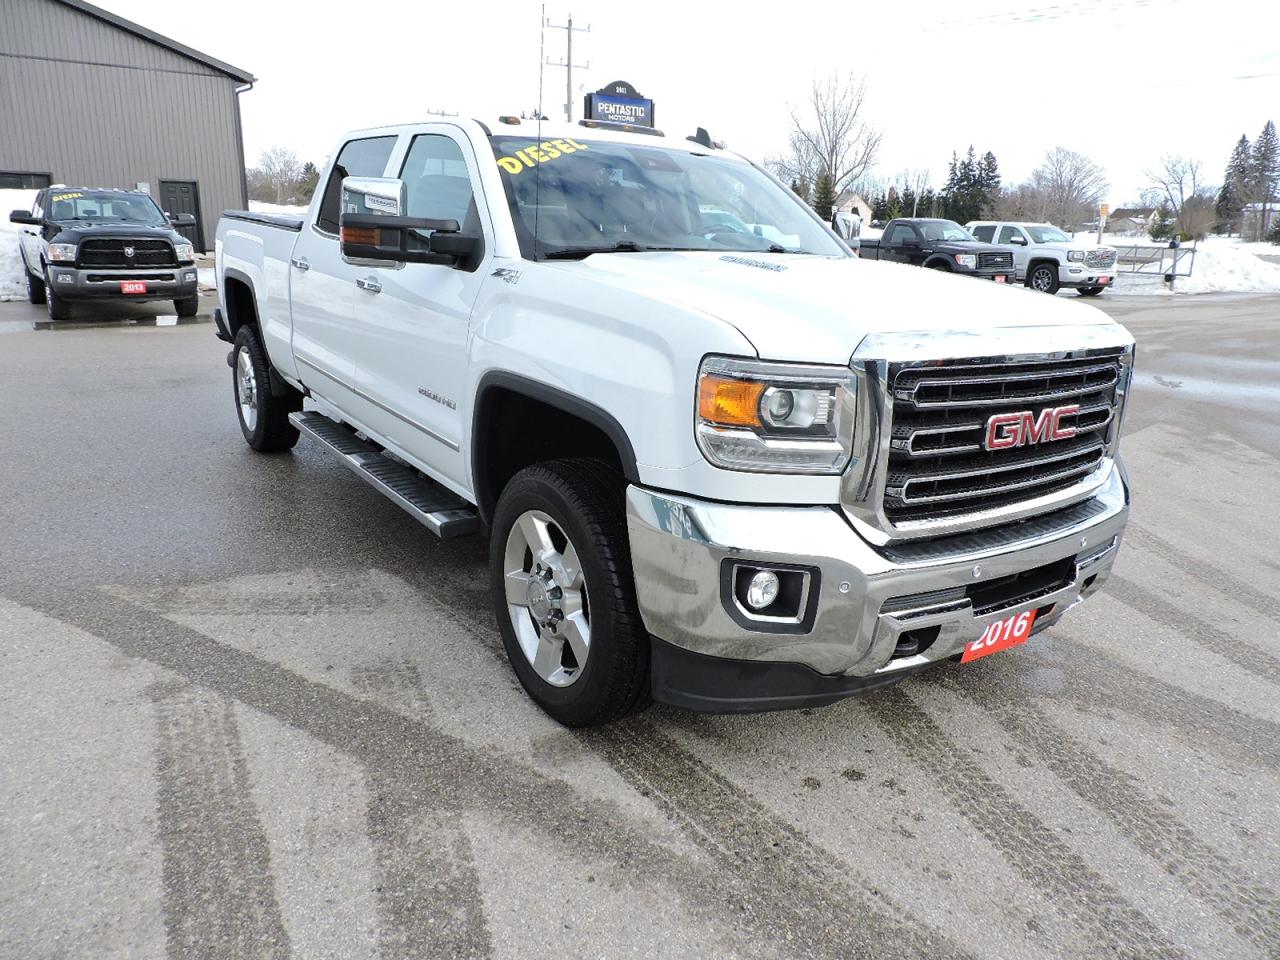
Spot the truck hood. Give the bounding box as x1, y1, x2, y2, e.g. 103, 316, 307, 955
547, 251, 1120, 363
50, 222, 188, 245
1033, 241, 1116, 254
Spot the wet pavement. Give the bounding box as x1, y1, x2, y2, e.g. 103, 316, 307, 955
1, 291, 1278, 959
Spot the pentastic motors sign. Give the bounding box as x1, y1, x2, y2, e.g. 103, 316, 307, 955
584, 80, 655, 127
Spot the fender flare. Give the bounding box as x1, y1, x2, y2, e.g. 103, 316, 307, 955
471, 371, 640, 521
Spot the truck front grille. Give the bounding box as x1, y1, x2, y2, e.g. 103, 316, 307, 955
79, 239, 176, 268
977, 251, 1014, 272
1085, 249, 1117, 269
883, 352, 1125, 526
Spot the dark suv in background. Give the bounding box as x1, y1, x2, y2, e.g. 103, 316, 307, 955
10, 187, 199, 320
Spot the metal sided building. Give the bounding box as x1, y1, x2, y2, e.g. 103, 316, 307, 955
0, 0, 254, 252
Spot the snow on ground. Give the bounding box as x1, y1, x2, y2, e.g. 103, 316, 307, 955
1075, 233, 1280, 296
248, 200, 309, 216
0, 188, 37, 301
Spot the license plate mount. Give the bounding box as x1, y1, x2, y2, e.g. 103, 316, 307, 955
120, 280, 148, 294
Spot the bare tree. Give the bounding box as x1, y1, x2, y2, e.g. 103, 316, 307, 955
1145, 155, 1215, 239
258, 147, 302, 205
1029, 146, 1109, 228
768, 74, 882, 199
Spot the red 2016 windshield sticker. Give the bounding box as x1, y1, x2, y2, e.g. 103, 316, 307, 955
496, 139, 589, 174
961, 609, 1037, 663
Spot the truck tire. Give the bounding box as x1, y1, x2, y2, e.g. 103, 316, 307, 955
927, 260, 952, 271
174, 296, 200, 317
232, 325, 302, 452
25, 265, 46, 305
1026, 262, 1060, 295
490, 458, 650, 727
1077, 286, 1105, 297
44, 272, 72, 320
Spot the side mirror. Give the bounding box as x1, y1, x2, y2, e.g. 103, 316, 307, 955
1009, 235, 1028, 245
340, 176, 482, 270
9, 210, 38, 225
169, 213, 196, 227
901, 237, 920, 248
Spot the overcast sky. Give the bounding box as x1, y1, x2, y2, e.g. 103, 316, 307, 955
104, 0, 1280, 204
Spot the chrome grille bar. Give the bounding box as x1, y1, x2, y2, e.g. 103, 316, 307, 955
895, 402, 1114, 457
892, 442, 1105, 505
897, 363, 1119, 408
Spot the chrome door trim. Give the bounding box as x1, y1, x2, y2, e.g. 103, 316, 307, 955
295, 355, 460, 451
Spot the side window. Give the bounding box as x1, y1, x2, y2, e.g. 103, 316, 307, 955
971, 224, 996, 243
316, 135, 397, 234
887, 224, 914, 245
400, 134, 476, 231
997, 225, 1024, 244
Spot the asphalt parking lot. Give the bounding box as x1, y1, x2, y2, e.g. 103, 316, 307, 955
1, 290, 1277, 960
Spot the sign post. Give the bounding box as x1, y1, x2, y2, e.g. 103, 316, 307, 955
583, 80, 655, 128
1097, 203, 1108, 245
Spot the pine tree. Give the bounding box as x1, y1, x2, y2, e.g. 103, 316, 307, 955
1217, 135, 1251, 235
1250, 121, 1279, 240
811, 171, 837, 220
297, 161, 321, 202
978, 151, 1001, 217
791, 178, 811, 203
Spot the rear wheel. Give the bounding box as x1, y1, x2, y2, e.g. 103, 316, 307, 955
1077, 286, 1105, 297
25, 265, 46, 305
232, 325, 302, 451
490, 458, 650, 727
44, 272, 72, 320
174, 296, 200, 317
1026, 262, 1060, 294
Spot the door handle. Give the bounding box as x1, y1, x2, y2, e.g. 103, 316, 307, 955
356, 276, 382, 294
290, 256, 310, 271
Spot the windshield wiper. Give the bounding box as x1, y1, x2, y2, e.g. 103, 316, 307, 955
542, 240, 649, 260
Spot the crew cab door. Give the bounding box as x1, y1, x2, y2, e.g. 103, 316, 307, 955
343, 129, 490, 491
884, 221, 923, 265
997, 224, 1032, 276
288, 135, 398, 404
17, 190, 48, 273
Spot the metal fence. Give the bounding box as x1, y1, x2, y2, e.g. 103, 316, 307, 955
1113, 241, 1197, 278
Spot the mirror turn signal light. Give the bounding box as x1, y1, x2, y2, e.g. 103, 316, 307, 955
341, 225, 380, 246
698, 375, 765, 427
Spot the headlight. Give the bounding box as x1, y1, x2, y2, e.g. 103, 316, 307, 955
696, 356, 856, 473
1067, 250, 1086, 262
47, 243, 77, 262
953, 253, 977, 269
174, 242, 195, 263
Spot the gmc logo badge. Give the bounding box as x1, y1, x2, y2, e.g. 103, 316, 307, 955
984, 404, 1079, 450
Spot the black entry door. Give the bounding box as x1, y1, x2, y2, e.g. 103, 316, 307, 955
159, 180, 202, 252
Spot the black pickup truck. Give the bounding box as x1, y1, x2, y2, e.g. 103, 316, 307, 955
9, 187, 199, 320
859, 218, 1016, 282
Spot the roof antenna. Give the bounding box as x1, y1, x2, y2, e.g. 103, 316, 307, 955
534, 5, 546, 260
687, 127, 714, 149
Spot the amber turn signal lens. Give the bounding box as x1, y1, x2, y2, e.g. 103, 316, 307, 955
341, 226, 380, 246
698, 375, 765, 427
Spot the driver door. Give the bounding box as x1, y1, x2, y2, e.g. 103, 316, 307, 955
998, 224, 1031, 277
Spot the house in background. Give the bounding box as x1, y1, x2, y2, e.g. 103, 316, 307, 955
0, 0, 254, 252
1105, 208, 1160, 236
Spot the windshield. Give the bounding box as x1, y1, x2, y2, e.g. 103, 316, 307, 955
488, 135, 846, 260
46, 189, 168, 226
1026, 225, 1071, 243
918, 220, 974, 242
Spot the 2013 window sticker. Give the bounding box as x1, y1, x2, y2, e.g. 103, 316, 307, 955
495, 139, 590, 174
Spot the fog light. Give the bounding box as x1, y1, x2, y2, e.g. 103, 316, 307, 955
184, 271, 197, 281
746, 570, 780, 610
57, 273, 73, 283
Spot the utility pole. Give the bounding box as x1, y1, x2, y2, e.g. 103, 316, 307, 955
545, 13, 589, 123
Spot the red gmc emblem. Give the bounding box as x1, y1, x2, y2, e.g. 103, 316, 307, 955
984, 404, 1079, 450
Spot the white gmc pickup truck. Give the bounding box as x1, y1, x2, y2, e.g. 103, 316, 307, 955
215, 117, 1135, 726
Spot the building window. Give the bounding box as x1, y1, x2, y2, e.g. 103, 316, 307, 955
0, 172, 52, 189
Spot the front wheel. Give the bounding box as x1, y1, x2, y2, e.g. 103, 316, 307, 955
25, 265, 46, 305
45, 273, 72, 320
1077, 286, 1105, 297
1026, 263, 1060, 294
232, 326, 302, 451
174, 296, 200, 317
490, 459, 650, 727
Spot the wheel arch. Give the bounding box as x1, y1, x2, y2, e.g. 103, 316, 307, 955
471, 372, 640, 525
221, 269, 260, 338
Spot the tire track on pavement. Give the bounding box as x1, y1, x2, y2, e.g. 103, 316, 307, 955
352, 663, 492, 960
151, 682, 293, 960
584, 719, 972, 960
870, 687, 1187, 960
948, 679, 1279, 957
1107, 576, 1280, 685
19, 587, 971, 960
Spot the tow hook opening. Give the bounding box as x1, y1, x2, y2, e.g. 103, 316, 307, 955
892, 625, 940, 660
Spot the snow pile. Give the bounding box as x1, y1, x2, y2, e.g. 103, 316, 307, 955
1100, 236, 1280, 296
0, 188, 37, 301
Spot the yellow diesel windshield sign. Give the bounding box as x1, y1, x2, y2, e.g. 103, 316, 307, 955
495, 139, 590, 174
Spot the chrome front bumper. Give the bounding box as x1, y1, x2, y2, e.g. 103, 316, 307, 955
626, 463, 1129, 681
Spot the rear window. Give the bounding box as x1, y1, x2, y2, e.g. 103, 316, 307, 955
971, 224, 996, 243
316, 135, 398, 234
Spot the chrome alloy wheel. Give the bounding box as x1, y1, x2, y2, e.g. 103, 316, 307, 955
1030, 266, 1055, 292
503, 510, 590, 687
236, 347, 259, 432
